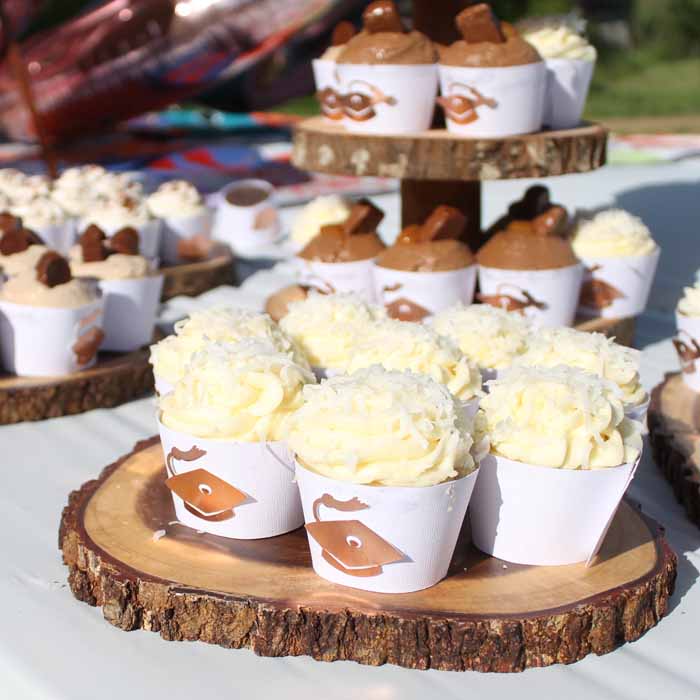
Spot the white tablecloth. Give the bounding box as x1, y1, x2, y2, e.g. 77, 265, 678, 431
2, 161, 700, 699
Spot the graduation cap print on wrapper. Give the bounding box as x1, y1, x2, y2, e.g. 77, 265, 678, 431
675, 313, 700, 392
158, 421, 303, 540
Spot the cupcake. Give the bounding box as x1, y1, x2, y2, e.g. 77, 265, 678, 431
438, 4, 546, 137
0, 221, 49, 276
335, 0, 438, 134
289, 366, 482, 592
477, 201, 583, 327
147, 180, 212, 265
150, 306, 309, 395
70, 227, 163, 352
80, 194, 161, 260
571, 209, 660, 319
372, 205, 476, 320
674, 280, 700, 392
344, 318, 482, 409
0, 252, 104, 376
297, 199, 385, 301
470, 366, 642, 565
158, 339, 313, 539
279, 291, 386, 377
432, 303, 532, 379
290, 195, 352, 252
11, 196, 75, 254
51, 165, 109, 217
314, 21, 357, 122
0, 168, 31, 200
514, 326, 648, 420
518, 14, 597, 129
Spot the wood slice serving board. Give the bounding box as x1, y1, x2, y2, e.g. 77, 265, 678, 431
0, 348, 153, 424
649, 373, 700, 527
292, 118, 608, 181
160, 245, 234, 301
60, 438, 676, 672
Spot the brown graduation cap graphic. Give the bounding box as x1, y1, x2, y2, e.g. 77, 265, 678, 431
305, 494, 404, 577
339, 81, 397, 122
477, 284, 548, 314
385, 295, 430, 322
672, 331, 700, 375
579, 266, 626, 310
164, 446, 247, 522
436, 83, 497, 125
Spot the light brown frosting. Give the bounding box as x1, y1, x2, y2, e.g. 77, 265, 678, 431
376, 239, 473, 272
337, 30, 438, 65
298, 226, 385, 263
439, 24, 541, 67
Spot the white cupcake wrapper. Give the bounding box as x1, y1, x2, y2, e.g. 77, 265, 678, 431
312, 59, 344, 123
675, 312, 700, 392
32, 220, 77, 255
295, 461, 479, 593
98, 275, 163, 352
297, 257, 376, 301
469, 454, 639, 566
0, 297, 104, 376
335, 63, 438, 135
212, 179, 279, 255
577, 249, 660, 318
544, 58, 595, 130
158, 421, 303, 539
477, 263, 583, 328
372, 264, 477, 320
438, 63, 546, 137
159, 209, 213, 265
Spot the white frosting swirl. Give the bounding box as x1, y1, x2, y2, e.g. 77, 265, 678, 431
70, 251, 152, 280
289, 366, 477, 486
519, 16, 597, 60
345, 319, 482, 400
0, 169, 30, 199
678, 282, 700, 317
150, 307, 309, 384
0, 270, 97, 308
290, 195, 351, 246
571, 209, 657, 258
147, 180, 205, 219
481, 366, 642, 469
159, 339, 314, 441
12, 196, 68, 228
0, 244, 50, 276
433, 304, 532, 370
81, 196, 152, 230
280, 292, 386, 369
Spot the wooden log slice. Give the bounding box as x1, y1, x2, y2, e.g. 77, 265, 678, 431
575, 315, 635, 347
59, 438, 676, 672
160, 245, 235, 301
292, 118, 608, 181
0, 348, 153, 424
649, 373, 700, 527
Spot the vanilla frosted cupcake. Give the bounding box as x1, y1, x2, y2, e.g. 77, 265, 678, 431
572, 209, 660, 318
290, 195, 351, 250
151, 307, 309, 393
290, 366, 482, 593
675, 281, 700, 391
0, 226, 49, 276
345, 319, 482, 402
279, 291, 386, 372
158, 339, 311, 539
52, 165, 108, 217
0, 168, 29, 199
514, 327, 646, 410
433, 303, 532, 373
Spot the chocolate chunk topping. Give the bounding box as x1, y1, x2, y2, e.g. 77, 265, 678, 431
0, 227, 44, 256
79, 224, 107, 246
109, 227, 140, 255
396, 224, 424, 244
456, 3, 505, 44
0, 212, 22, 234
363, 0, 404, 34
342, 199, 384, 235
532, 205, 568, 237
332, 20, 356, 46
509, 185, 551, 220
421, 205, 466, 241
79, 224, 110, 262
36, 251, 72, 287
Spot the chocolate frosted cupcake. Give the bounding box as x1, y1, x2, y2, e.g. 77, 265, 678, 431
373, 206, 476, 321
297, 199, 385, 300
335, 0, 438, 134
438, 3, 545, 136
477, 194, 583, 327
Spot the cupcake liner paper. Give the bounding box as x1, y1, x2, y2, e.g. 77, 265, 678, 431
297, 258, 376, 301
372, 264, 477, 321
212, 179, 279, 255
438, 63, 546, 137
99, 274, 164, 352
312, 59, 344, 123
478, 263, 583, 328
0, 297, 104, 376
544, 58, 595, 130
159, 209, 213, 265
675, 312, 700, 392
335, 63, 438, 135
158, 421, 303, 539
469, 453, 639, 566
577, 249, 661, 319
295, 461, 479, 593
32, 220, 77, 256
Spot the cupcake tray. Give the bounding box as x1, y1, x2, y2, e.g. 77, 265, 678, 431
649, 372, 700, 528
159, 243, 234, 301
59, 437, 676, 672
0, 345, 153, 425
